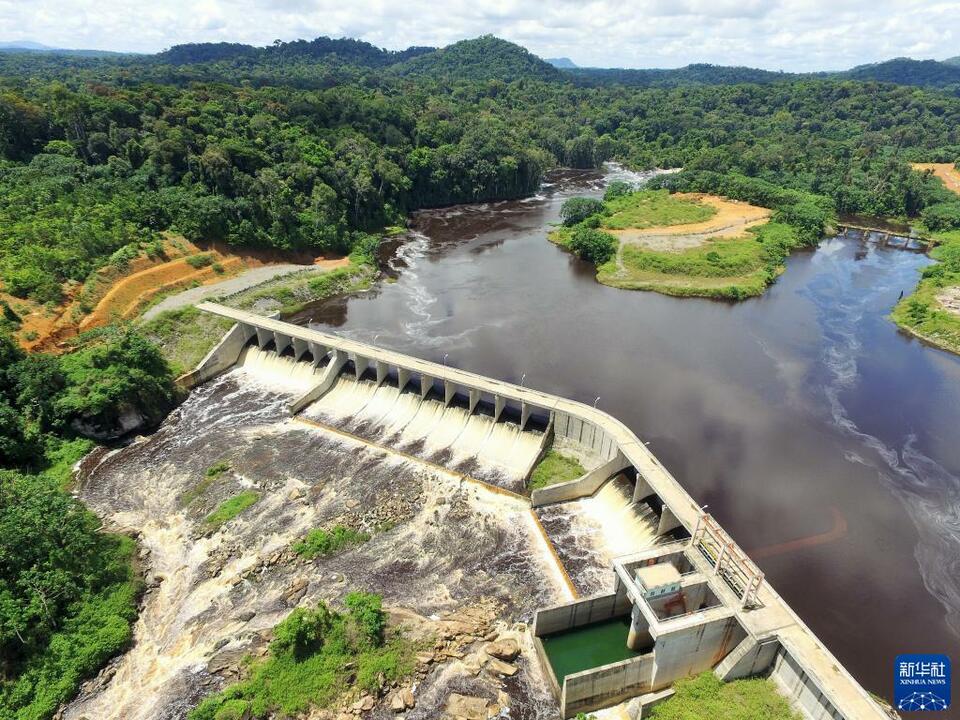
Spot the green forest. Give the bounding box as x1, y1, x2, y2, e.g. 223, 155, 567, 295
2, 32, 960, 719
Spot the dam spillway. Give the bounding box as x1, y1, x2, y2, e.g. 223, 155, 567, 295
303, 373, 544, 491
180, 301, 893, 720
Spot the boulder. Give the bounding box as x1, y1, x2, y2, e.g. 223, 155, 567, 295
485, 657, 518, 677
390, 693, 406, 713
484, 638, 520, 661
445, 693, 488, 720
401, 689, 415, 709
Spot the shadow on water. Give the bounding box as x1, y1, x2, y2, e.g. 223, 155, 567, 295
298, 169, 960, 709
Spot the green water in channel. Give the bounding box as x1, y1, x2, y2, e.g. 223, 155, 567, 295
540, 616, 643, 683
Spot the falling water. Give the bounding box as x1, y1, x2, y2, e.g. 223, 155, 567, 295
537, 475, 662, 595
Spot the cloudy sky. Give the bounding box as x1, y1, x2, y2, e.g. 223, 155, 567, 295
2, 0, 959, 71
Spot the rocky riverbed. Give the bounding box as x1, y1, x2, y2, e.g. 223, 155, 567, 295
64, 368, 565, 720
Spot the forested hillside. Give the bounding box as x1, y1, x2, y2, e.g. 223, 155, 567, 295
1, 37, 960, 307
3, 31, 960, 720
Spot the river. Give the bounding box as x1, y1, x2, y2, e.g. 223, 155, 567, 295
295, 168, 960, 706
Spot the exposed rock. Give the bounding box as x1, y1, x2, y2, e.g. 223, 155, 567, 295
282, 578, 309, 606
485, 657, 517, 677
351, 695, 375, 712
445, 693, 488, 720
235, 610, 256, 622
484, 638, 520, 661
401, 688, 415, 709
390, 693, 406, 713
462, 653, 483, 676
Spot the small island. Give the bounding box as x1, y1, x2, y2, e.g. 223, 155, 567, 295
549, 179, 821, 300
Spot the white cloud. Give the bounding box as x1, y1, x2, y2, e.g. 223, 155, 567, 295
0, 0, 959, 71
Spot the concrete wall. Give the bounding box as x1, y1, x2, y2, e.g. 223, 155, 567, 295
533, 592, 632, 638
563, 653, 656, 718
530, 451, 630, 507
770, 645, 846, 720
650, 616, 747, 691
716, 636, 781, 681
175, 322, 250, 389
553, 411, 619, 464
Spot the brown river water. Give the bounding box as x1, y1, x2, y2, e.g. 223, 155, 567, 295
295, 168, 960, 710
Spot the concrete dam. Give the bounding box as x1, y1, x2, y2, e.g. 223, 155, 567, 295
183, 301, 891, 720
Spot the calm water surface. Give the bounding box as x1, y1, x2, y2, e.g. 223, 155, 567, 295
296, 170, 960, 706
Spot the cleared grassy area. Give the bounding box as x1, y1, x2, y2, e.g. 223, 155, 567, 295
648, 672, 800, 720
293, 525, 371, 559
139, 262, 375, 376
204, 491, 260, 529
890, 229, 960, 355
529, 450, 586, 490
599, 222, 805, 300
225, 262, 375, 315
189, 594, 415, 720
140, 306, 234, 377
601, 189, 716, 230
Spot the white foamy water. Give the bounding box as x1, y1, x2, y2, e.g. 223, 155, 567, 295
537, 474, 661, 594
304, 374, 543, 488
234, 345, 324, 393
602, 162, 680, 188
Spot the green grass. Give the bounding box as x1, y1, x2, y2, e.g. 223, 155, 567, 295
529, 450, 586, 490
890, 229, 960, 355
140, 305, 234, 376
139, 262, 375, 376
180, 461, 232, 507
648, 672, 800, 720
601, 189, 716, 231
189, 594, 415, 720
293, 525, 371, 559
204, 491, 260, 529
0, 536, 142, 720
598, 222, 807, 300
224, 262, 375, 315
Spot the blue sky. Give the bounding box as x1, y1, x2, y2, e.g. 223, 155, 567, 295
1, 0, 958, 71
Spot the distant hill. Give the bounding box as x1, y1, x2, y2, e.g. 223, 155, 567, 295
394, 36, 562, 82
945, 56, 960, 67
844, 58, 960, 87
546, 57, 577, 69
0, 41, 56, 51
565, 63, 800, 87
0, 40, 126, 57
158, 37, 434, 67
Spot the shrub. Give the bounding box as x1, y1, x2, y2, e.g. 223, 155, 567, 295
293, 525, 370, 559
560, 197, 604, 226
922, 202, 960, 232
270, 605, 334, 660
344, 591, 386, 648
603, 181, 633, 201
569, 227, 618, 265
186, 253, 215, 269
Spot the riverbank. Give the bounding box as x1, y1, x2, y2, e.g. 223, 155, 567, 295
890, 164, 960, 356
0, 235, 339, 354
890, 229, 960, 355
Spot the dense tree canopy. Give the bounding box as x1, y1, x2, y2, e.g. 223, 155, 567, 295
1, 37, 960, 302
